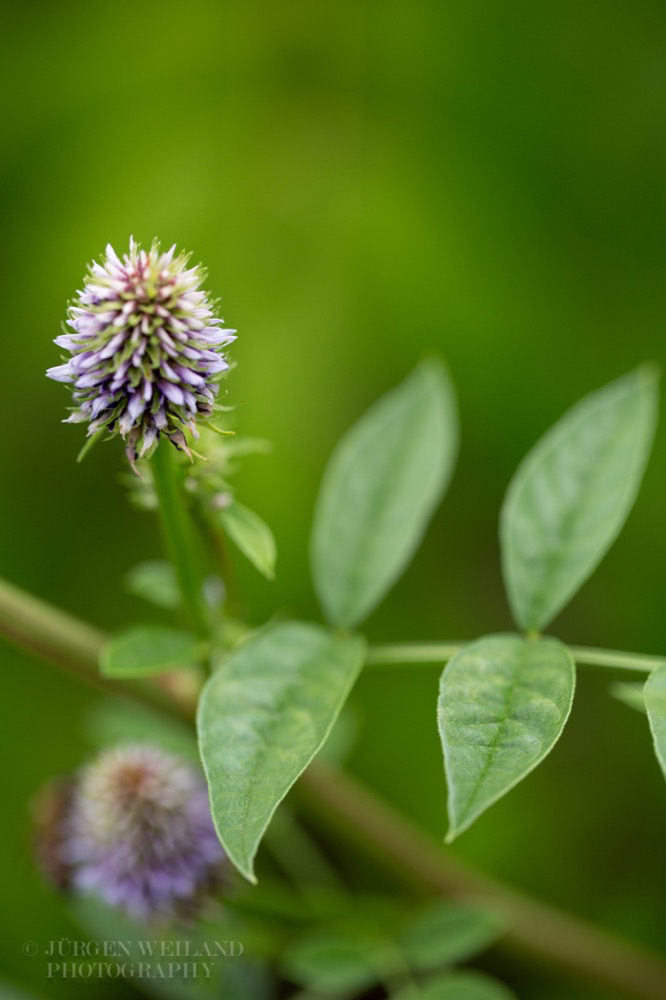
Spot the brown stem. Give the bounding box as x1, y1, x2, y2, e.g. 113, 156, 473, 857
300, 761, 666, 1000
0, 578, 195, 720
1, 575, 665, 999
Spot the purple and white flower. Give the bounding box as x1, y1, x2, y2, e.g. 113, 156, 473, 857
47, 239, 235, 465
60, 744, 225, 921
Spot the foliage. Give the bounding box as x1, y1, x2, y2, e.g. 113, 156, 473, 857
11, 356, 666, 1000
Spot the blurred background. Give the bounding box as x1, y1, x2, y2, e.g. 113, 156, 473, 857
2, 1, 666, 997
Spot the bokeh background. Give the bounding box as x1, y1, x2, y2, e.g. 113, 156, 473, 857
2, 1, 666, 997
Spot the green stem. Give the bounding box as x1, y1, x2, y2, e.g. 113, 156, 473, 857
1, 578, 666, 998
202, 510, 242, 615
366, 642, 464, 666
150, 443, 209, 638
570, 646, 665, 673
366, 642, 665, 674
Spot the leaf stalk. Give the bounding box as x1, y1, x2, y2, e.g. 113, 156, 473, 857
366, 642, 665, 674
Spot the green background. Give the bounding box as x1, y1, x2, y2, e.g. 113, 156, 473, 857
2, 1, 666, 997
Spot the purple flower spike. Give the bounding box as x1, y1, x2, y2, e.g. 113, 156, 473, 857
62, 744, 225, 922
47, 239, 235, 466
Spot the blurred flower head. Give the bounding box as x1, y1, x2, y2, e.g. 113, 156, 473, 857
37, 743, 225, 922
47, 239, 235, 466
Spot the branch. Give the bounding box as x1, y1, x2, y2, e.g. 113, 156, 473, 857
1, 576, 665, 999
0, 578, 195, 719
367, 641, 665, 673
300, 762, 666, 1000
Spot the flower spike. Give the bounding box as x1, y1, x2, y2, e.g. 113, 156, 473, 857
47, 239, 236, 466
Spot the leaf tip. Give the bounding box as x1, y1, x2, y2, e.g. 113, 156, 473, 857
415, 354, 456, 395
637, 360, 661, 384
229, 851, 258, 884
416, 352, 445, 373
214, 830, 259, 885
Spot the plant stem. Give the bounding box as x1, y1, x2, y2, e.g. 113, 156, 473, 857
0, 578, 196, 718
0, 578, 106, 675
366, 641, 665, 673
366, 643, 464, 666
570, 646, 665, 673
1, 577, 666, 998
299, 761, 666, 1000
150, 443, 209, 638
203, 511, 242, 615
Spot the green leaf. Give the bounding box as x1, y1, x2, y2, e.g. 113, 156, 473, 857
438, 635, 575, 840
392, 970, 517, 1000
220, 502, 277, 580
400, 901, 503, 972
500, 366, 659, 632
311, 359, 458, 628
100, 625, 200, 678
198, 622, 366, 881
281, 924, 389, 995
125, 560, 180, 609
644, 666, 666, 780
